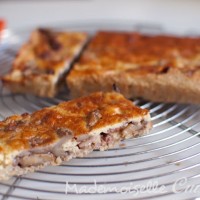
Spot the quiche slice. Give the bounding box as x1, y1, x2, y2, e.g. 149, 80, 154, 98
0, 92, 151, 180
67, 31, 200, 104
2, 28, 88, 97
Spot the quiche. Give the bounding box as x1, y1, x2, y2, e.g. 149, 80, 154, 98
2, 28, 88, 97
67, 31, 200, 104
0, 92, 151, 180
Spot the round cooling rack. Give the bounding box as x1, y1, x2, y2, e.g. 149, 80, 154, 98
0, 22, 200, 200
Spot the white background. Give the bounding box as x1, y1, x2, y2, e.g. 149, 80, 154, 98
0, 0, 200, 34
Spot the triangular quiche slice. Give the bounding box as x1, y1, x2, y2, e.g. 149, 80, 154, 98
0, 92, 151, 180
2, 28, 88, 97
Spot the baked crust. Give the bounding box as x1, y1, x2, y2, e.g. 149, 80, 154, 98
2, 28, 88, 97
0, 92, 151, 180
67, 31, 200, 103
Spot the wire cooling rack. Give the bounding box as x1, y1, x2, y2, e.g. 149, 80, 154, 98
0, 22, 200, 200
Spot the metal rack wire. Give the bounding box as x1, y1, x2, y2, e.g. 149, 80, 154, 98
0, 22, 200, 200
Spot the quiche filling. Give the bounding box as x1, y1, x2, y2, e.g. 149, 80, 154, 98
14, 120, 149, 168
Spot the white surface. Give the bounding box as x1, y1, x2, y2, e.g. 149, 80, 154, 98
0, 0, 200, 34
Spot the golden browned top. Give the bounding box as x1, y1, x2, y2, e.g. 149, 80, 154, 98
0, 92, 149, 154
3, 28, 87, 80
69, 31, 200, 78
